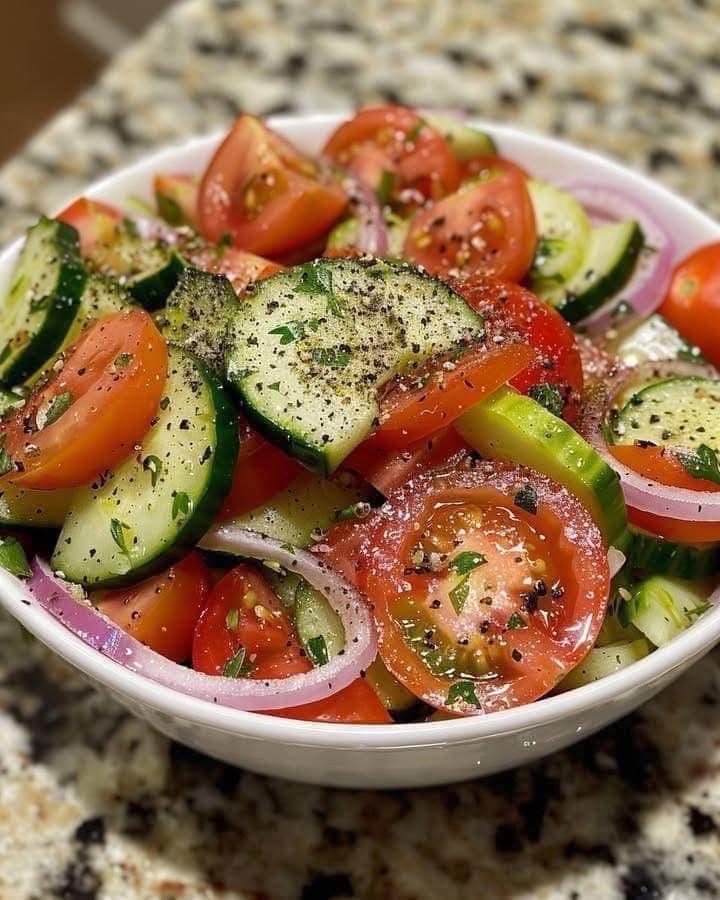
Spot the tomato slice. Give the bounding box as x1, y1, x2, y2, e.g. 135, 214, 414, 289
373, 342, 535, 449
198, 115, 347, 256
219, 419, 302, 520
57, 197, 123, 256
2, 310, 167, 490
449, 276, 584, 421
153, 173, 200, 229
97, 553, 211, 661
190, 245, 284, 295
403, 169, 536, 283
323, 105, 460, 203
323, 459, 609, 714
192, 563, 389, 723
460, 154, 530, 183
660, 242, 720, 368
628, 507, 720, 544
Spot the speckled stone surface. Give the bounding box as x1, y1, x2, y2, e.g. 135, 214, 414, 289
1, 1, 720, 897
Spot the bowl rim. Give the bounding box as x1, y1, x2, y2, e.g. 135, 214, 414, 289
1, 112, 720, 751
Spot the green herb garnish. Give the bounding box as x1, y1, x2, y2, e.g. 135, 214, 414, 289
172, 491, 191, 521
296, 264, 343, 317
528, 382, 564, 418
678, 444, 720, 486
447, 680, 479, 708
449, 551, 487, 576
114, 352, 133, 369
143, 455, 162, 487
312, 346, 352, 369
268, 381, 281, 392
110, 518, 131, 558
506, 612, 527, 630
44, 392, 73, 427
0, 435, 12, 478
269, 318, 320, 345
687, 602, 711, 620
448, 578, 470, 615
122, 217, 140, 239
225, 607, 240, 631
156, 193, 183, 226
0, 536, 31, 578
223, 645, 252, 678
514, 484, 538, 515
307, 635, 329, 667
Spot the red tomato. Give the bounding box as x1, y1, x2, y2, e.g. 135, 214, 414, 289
190, 245, 284, 295
198, 115, 347, 256
97, 553, 211, 661
323, 459, 609, 715
660, 242, 720, 367
2, 310, 167, 489
460, 154, 530, 183
323, 105, 460, 203
449, 276, 584, 421
403, 169, 536, 283
220, 419, 302, 520
374, 342, 535, 449
192, 563, 389, 723
57, 197, 123, 256
627, 507, 720, 544
153, 173, 200, 229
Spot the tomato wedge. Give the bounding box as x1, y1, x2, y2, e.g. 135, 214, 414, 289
403, 168, 536, 283
192, 563, 389, 723
190, 245, 284, 296
323, 459, 609, 715
1, 310, 167, 490
220, 419, 302, 520
449, 276, 584, 421
198, 115, 347, 256
97, 553, 211, 662
57, 197, 123, 256
374, 342, 535, 449
323, 105, 460, 204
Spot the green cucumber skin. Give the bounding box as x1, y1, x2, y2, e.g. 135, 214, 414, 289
53, 349, 238, 587
558, 223, 644, 324
628, 528, 720, 579
1, 218, 87, 385
128, 249, 185, 311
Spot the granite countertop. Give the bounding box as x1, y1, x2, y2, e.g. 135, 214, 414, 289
1, 1, 720, 897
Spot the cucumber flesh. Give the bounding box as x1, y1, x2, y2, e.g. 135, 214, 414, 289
222, 471, 367, 548
422, 114, 497, 159
595, 613, 643, 647
620, 575, 711, 646
0, 387, 26, 418
0, 482, 74, 528
456, 386, 628, 549
628, 527, 720, 579
294, 579, 345, 665
326, 214, 409, 257
365, 658, 418, 713
52, 348, 238, 586
528, 179, 592, 290
226, 258, 483, 474
612, 376, 720, 454
556, 639, 651, 691
540, 221, 644, 324
158, 267, 239, 374
0, 217, 87, 385
608, 314, 704, 367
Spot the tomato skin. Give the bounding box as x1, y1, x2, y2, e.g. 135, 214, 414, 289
198, 115, 347, 256
460, 154, 530, 183
97, 553, 211, 661
2, 310, 168, 490
220, 419, 302, 520
403, 169, 536, 283
660, 242, 720, 367
323, 105, 460, 203
628, 507, 720, 544
374, 342, 535, 449
190, 245, 284, 295
450, 276, 584, 421
323, 459, 609, 715
271, 677, 391, 724
57, 197, 123, 256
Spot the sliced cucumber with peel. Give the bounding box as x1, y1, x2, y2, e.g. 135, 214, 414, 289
53, 348, 238, 586
619, 575, 711, 646
456, 385, 628, 549
294, 579, 345, 666
607, 313, 704, 367
0, 217, 87, 385
556, 639, 651, 691
528, 179, 592, 291
628, 527, 720, 579
422, 114, 497, 159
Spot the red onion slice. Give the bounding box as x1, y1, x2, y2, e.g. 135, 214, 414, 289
562, 184, 675, 338
579, 361, 720, 522
29, 531, 378, 711
338, 170, 389, 255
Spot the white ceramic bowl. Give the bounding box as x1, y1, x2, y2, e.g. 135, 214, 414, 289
1, 114, 719, 789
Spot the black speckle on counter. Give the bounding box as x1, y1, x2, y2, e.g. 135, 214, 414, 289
564, 841, 617, 866
495, 822, 523, 853
51, 854, 101, 900
562, 19, 632, 46
621, 863, 663, 900
689, 806, 718, 836
73, 818, 105, 847
301, 872, 354, 900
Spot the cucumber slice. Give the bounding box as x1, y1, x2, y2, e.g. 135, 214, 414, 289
456, 386, 629, 548
365, 658, 418, 713
326, 218, 358, 251
52, 348, 238, 586
226, 258, 483, 474
158, 268, 239, 374
0, 482, 74, 528
620, 575, 710, 646
595, 614, 643, 647
628, 527, 720, 579
528, 179, 592, 290
223, 471, 366, 548
612, 376, 720, 453
294, 579, 345, 666
0, 387, 26, 418
326, 214, 409, 257
556, 639, 651, 691
0, 217, 87, 385
607, 314, 704, 367
540, 221, 644, 324
422, 114, 497, 159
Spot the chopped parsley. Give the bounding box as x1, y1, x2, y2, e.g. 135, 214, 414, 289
269, 318, 320, 345
446, 680, 479, 708
449, 551, 487, 576
225, 607, 240, 630
295, 263, 343, 317
506, 612, 527, 630
312, 346, 352, 369
0, 436, 12, 478
514, 484, 539, 515
678, 444, 720, 486
449, 578, 470, 615
172, 491, 191, 521
268, 381, 281, 392
156, 193, 184, 226
223, 645, 252, 678
110, 518, 131, 558
528, 382, 564, 418
307, 635, 329, 667
687, 601, 711, 620
0, 536, 31, 578
143, 455, 162, 488
114, 352, 134, 369
44, 391, 73, 426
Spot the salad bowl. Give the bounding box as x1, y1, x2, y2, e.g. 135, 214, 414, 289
0, 114, 719, 789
